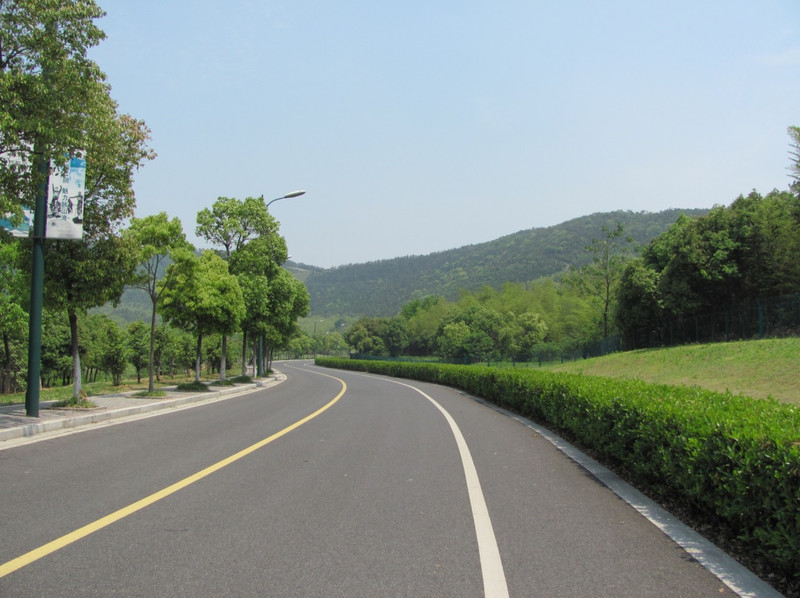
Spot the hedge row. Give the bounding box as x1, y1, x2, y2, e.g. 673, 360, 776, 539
316, 357, 800, 584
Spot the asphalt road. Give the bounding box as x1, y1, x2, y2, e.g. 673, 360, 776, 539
0, 361, 743, 597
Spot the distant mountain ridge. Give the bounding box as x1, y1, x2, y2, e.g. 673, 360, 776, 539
302, 209, 708, 317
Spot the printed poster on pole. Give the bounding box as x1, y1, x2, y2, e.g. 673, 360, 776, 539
46, 156, 86, 240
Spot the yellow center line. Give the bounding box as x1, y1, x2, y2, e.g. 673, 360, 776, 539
0, 376, 346, 579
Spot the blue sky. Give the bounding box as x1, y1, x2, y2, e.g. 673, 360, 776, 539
90, 1, 799, 268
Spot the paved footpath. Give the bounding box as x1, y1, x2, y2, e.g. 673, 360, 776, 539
0, 374, 282, 444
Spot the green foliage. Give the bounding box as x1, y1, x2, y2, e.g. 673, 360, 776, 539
159, 250, 245, 382
99, 318, 129, 385
125, 212, 192, 390
616, 191, 800, 347
565, 223, 633, 337
343, 280, 594, 362
40, 309, 70, 386
0, 0, 106, 215
0, 241, 27, 390
196, 196, 278, 257
344, 317, 388, 355
317, 357, 800, 585
160, 250, 244, 337
175, 380, 211, 392
305, 209, 707, 316
127, 320, 149, 383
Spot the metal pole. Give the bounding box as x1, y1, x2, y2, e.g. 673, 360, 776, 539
25, 150, 49, 417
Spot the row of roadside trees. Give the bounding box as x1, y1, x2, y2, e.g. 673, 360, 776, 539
0, 198, 310, 399
0, 2, 309, 399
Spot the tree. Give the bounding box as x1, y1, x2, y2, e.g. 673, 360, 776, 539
228, 234, 288, 375
99, 319, 128, 386
260, 269, 309, 370
566, 223, 632, 338
159, 250, 245, 383
126, 213, 192, 392
127, 320, 149, 384
437, 321, 470, 362
0, 0, 106, 217
42, 234, 139, 399
344, 317, 388, 355
615, 190, 800, 347
403, 296, 451, 356
196, 196, 278, 380
1, 1, 154, 400
0, 241, 27, 392
498, 312, 548, 361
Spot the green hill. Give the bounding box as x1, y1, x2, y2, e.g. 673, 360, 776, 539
96, 208, 707, 324
545, 337, 800, 404
304, 208, 707, 316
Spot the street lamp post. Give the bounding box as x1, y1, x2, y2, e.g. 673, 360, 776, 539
265, 189, 305, 209
256, 189, 306, 377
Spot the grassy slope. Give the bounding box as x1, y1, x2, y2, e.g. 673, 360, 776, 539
544, 338, 800, 404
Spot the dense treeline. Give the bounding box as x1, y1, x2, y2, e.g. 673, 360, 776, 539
1, 310, 252, 394
305, 209, 708, 316
343, 279, 601, 363
616, 188, 800, 348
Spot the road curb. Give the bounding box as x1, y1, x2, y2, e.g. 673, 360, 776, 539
0, 373, 286, 443
465, 394, 785, 598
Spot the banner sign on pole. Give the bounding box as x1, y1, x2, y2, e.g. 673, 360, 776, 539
46, 156, 86, 240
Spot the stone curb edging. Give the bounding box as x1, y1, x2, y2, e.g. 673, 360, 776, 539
465, 394, 785, 598
0, 373, 285, 443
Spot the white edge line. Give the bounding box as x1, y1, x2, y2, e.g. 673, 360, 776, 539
471, 396, 786, 598
313, 366, 509, 598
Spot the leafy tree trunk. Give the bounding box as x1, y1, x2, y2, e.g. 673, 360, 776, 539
194, 332, 203, 383
68, 310, 82, 401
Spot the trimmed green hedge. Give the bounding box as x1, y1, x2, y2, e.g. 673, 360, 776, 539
316, 357, 800, 583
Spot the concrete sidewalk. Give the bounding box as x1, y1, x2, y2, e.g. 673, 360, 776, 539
0, 374, 283, 443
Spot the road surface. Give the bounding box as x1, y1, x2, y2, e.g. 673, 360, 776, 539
0, 361, 750, 596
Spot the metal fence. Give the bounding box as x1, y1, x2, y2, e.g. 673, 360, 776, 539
621, 294, 800, 350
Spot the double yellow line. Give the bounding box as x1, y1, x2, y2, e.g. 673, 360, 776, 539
0, 375, 346, 579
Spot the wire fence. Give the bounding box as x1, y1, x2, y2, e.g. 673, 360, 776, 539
619, 294, 800, 351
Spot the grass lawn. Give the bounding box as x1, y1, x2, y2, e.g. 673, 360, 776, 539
543, 337, 800, 403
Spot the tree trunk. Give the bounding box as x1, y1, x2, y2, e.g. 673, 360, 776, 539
148, 296, 158, 393
69, 310, 82, 401
219, 333, 227, 381
194, 332, 203, 383
3, 332, 11, 394
241, 330, 248, 377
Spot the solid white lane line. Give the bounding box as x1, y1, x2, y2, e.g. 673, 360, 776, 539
327, 367, 509, 598
403, 383, 510, 598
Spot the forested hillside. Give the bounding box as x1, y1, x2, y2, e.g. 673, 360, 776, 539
305, 209, 707, 316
